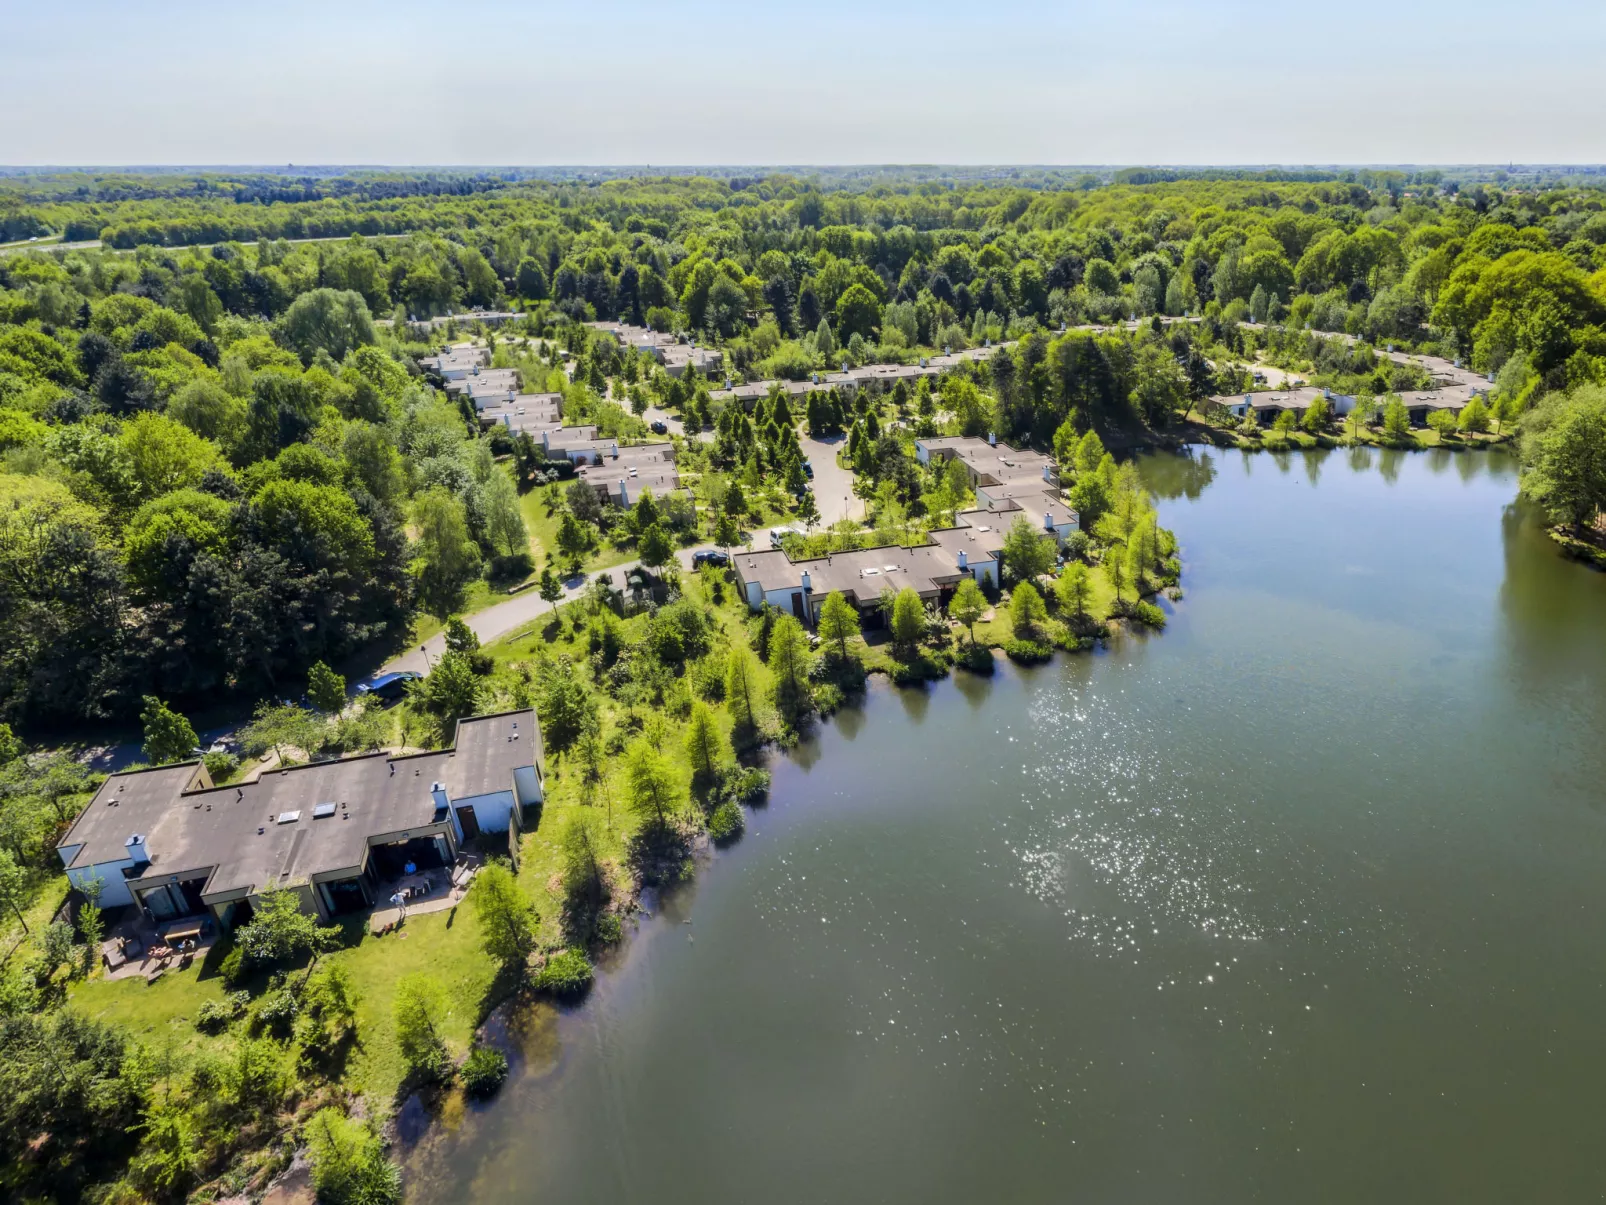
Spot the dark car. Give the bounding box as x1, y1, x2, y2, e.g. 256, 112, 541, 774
355, 670, 421, 701
650, 420, 669, 434
693, 549, 730, 568
802, 460, 814, 478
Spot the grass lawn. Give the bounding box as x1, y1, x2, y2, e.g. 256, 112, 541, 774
0, 869, 70, 952
71, 949, 233, 1064
329, 908, 502, 1106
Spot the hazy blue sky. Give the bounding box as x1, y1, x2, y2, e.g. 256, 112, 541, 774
6, 0, 1605, 165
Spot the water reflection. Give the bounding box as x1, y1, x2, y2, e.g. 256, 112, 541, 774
1302, 447, 1323, 487
1346, 444, 1373, 473
894, 681, 931, 724
1377, 447, 1403, 483
1140, 448, 1218, 500
952, 662, 996, 709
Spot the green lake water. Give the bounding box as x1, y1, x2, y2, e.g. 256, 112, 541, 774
408, 446, 1606, 1204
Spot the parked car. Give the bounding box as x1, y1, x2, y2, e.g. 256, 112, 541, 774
693, 549, 730, 568
802, 459, 814, 478
769, 526, 801, 549
355, 670, 421, 701
650, 420, 669, 434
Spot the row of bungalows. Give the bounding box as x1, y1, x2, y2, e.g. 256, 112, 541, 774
56, 710, 544, 932
1210, 387, 1359, 424
421, 347, 684, 509
732, 535, 1000, 628
589, 321, 723, 379
396, 310, 523, 330
913, 436, 1079, 544
1211, 380, 1492, 427
735, 437, 1080, 627
538, 426, 680, 506
419, 343, 489, 380
707, 345, 1010, 408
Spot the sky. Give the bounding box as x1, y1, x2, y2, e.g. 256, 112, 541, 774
6, 0, 1606, 166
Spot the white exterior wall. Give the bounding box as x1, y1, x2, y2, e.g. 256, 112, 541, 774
66, 860, 136, 908
454, 789, 516, 833
971, 561, 999, 589
514, 765, 542, 806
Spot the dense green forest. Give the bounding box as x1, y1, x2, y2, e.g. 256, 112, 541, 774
4, 169, 1606, 733
2, 165, 1606, 1202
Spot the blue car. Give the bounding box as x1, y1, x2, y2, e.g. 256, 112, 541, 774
355, 670, 420, 701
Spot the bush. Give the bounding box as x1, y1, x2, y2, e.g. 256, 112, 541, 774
534, 948, 593, 998
487, 552, 535, 583
202, 750, 238, 782
1002, 638, 1052, 664
593, 913, 623, 945
957, 643, 995, 674
1063, 530, 1092, 561
719, 765, 770, 805
1132, 601, 1167, 629
251, 988, 299, 1037
219, 945, 246, 988
195, 990, 250, 1033
461, 1046, 509, 1099
707, 799, 745, 845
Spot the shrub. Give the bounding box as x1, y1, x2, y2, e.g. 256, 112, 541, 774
707, 799, 745, 845
592, 913, 623, 945
1132, 601, 1167, 629
1062, 530, 1091, 561
306, 1107, 403, 1205
487, 552, 535, 583
1002, 638, 1052, 664
461, 1046, 509, 1099
219, 945, 246, 988
534, 948, 593, 998
719, 765, 771, 805
195, 990, 250, 1034
201, 750, 239, 782
251, 988, 299, 1037
957, 643, 995, 674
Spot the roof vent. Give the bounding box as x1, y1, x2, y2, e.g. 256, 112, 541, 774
313, 803, 337, 819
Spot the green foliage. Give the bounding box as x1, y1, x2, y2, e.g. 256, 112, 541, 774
393, 972, 451, 1080
1002, 638, 1053, 664
467, 861, 536, 968
707, 799, 745, 844
140, 694, 197, 765
1520, 385, 1606, 529
947, 577, 988, 640
816, 589, 861, 660
1000, 515, 1057, 585
462, 1046, 510, 1098
624, 738, 682, 830
305, 1107, 403, 1205
235, 885, 333, 968
306, 660, 346, 714
684, 701, 729, 786
767, 613, 814, 720
1008, 581, 1048, 637
890, 586, 926, 654
533, 947, 593, 997
195, 990, 251, 1034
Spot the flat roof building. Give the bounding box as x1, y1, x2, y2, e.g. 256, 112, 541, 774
57, 710, 544, 931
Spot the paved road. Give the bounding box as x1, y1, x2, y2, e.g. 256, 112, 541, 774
798, 431, 859, 525
380, 543, 714, 677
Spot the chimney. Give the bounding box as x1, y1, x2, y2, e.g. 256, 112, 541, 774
801, 570, 812, 592
125, 833, 150, 866
957, 549, 968, 570
430, 780, 449, 812
988, 431, 997, 447
1044, 510, 1055, 533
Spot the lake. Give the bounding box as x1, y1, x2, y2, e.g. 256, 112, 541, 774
407, 446, 1606, 1204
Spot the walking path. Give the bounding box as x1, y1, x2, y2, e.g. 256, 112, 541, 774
378, 543, 714, 677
